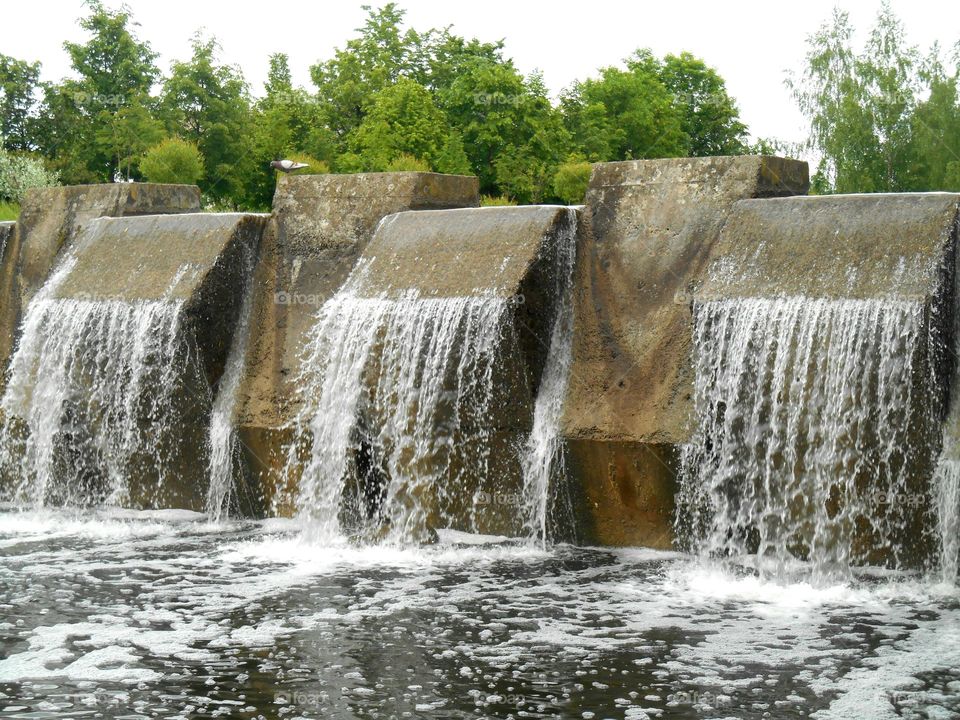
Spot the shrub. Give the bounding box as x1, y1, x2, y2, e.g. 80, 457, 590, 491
385, 153, 431, 172
552, 160, 593, 204
480, 194, 518, 206
140, 138, 205, 185
0, 146, 60, 203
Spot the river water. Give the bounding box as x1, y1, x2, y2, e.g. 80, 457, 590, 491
1, 507, 958, 719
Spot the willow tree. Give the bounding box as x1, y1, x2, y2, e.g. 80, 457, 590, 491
789, 2, 960, 193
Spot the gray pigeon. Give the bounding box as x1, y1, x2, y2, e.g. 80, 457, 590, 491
271, 159, 309, 173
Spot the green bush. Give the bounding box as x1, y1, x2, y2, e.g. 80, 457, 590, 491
0, 201, 19, 221
0, 145, 59, 203
140, 138, 204, 185
333, 153, 364, 174
385, 154, 431, 172
480, 194, 518, 206
552, 160, 592, 204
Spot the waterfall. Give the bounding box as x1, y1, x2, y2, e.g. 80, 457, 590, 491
679, 297, 937, 581
286, 288, 512, 543
287, 209, 578, 545
934, 458, 960, 583
520, 209, 578, 544
205, 249, 257, 521
0, 294, 194, 507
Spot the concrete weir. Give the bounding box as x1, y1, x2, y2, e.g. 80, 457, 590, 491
235, 172, 479, 513
560, 156, 810, 546
0, 211, 265, 510
281, 205, 578, 540
0, 183, 201, 394
2, 160, 960, 571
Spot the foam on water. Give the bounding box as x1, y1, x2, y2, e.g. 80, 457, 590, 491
679, 297, 940, 582
1, 508, 958, 717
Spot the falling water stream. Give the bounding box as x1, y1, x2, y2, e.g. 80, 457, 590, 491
520, 209, 578, 543
679, 297, 940, 581
205, 248, 257, 521
287, 289, 516, 543
0, 254, 202, 509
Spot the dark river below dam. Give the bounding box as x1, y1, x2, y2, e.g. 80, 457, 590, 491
0, 508, 958, 719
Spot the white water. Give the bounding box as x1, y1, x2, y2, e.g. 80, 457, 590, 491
0, 297, 191, 507
287, 287, 513, 543
520, 209, 578, 543
2, 507, 959, 718
205, 250, 257, 521
935, 458, 960, 584
0, 248, 201, 508
680, 297, 937, 581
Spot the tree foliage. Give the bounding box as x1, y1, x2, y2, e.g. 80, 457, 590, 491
0, 55, 41, 151
349, 77, 470, 173
790, 2, 960, 193
6, 2, 755, 207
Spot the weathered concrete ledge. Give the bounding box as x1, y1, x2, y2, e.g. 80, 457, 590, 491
357, 206, 571, 297
0, 183, 200, 390
700, 193, 960, 300
54, 213, 266, 388
236, 172, 480, 513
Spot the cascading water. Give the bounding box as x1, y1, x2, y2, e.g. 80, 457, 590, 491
0, 257, 206, 508
286, 288, 513, 543
520, 209, 578, 544
934, 457, 960, 583
286, 209, 579, 545
205, 249, 256, 521
679, 297, 940, 581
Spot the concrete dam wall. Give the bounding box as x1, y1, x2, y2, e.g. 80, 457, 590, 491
2, 158, 959, 576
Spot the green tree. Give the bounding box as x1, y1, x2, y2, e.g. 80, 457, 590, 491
310, 4, 427, 142
95, 98, 164, 180
790, 3, 923, 192
140, 137, 204, 185
655, 52, 747, 155
34, 1, 161, 182
349, 78, 470, 173
552, 159, 592, 204
64, 0, 159, 110
0, 55, 41, 151
910, 56, 960, 191
562, 59, 687, 161
440, 61, 568, 199
161, 36, 253, 202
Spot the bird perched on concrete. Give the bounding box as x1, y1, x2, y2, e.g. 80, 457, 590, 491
270, 159, 309, 173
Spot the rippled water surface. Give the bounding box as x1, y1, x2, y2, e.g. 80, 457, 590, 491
1, 508, 959, 719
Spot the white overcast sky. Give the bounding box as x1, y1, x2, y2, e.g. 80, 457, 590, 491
4, 0, 960, 152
